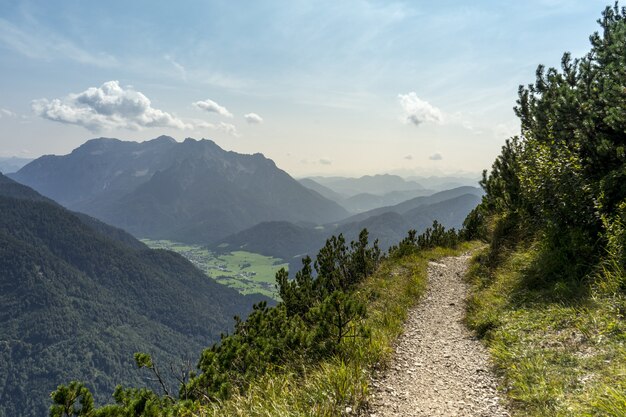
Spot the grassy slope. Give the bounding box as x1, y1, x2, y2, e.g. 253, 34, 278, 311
466, 243, 626, 416
192, 242, 478, 417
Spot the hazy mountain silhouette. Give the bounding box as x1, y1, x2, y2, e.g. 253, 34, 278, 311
299, 177, 435, 213
11, 136, 348, 242
304, 174, 425, 196
338, 186, 483, 225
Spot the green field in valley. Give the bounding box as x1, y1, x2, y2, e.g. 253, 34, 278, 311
141, 239, 287, 299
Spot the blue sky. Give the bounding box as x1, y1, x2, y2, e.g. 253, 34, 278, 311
0, 0, 608, 177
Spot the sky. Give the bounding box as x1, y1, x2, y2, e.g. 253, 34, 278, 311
0, 0, 609, 177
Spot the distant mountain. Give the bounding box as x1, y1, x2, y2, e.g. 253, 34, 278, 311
336, 211, 408, 250
11, 136, 349, 242
406, 175, 480, 191
299, 177, 434, 213
210, 190, 482, 267
0, 173, 268, 417
335, 193, 482, 249
339, 186, 484, 225
298, 178, 347, 201
305, 174, 425, 197
341, 189, 434, 213
0, 156, 33, 174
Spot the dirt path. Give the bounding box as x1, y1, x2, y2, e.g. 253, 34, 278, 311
367, 254, 509, 417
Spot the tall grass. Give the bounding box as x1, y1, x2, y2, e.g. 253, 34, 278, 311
466, 241, 626, 416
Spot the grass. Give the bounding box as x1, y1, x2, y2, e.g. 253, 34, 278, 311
466, 242, 626, 416
141, 239, 288, 299
189, 242, 479, 417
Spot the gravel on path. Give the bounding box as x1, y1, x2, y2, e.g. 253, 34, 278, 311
367, 254, 510, 417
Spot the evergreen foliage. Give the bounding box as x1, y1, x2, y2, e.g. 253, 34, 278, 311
49, 229, 389, 415
388, 220, 461, 258
477, 3, 626, 287
466, 5, 626, 414
183, 229, 381, 402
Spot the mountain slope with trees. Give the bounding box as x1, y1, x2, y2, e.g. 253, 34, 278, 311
0, 174, 268, 417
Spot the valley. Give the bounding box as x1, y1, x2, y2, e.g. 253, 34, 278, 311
141, 239, 287, 299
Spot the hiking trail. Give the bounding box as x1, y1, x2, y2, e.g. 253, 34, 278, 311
367, 254, 510, 417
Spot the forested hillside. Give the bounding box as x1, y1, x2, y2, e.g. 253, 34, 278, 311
0, 174, 268, 417
464, 5, 626, 415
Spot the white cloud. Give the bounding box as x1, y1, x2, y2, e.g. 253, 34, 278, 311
195, 120, 239, 137
319, 158, 332, 165
32, 81, 192, 132
216, 122, 239, 136
398, 92, 443, 126
193, 99, 233, 118
429, 152, 443, 161
244, 112, 263, 124
0, 108, 16, 118
404, 154, 413, 160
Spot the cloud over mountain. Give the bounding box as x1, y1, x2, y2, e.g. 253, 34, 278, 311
195, 121, 239, 137
244, 113, 263, 124
216, 122, 239, 136
193, 98, 233, 118
399, 92, 443, 126
429, 152, 443, 160
31, 81, 191, 132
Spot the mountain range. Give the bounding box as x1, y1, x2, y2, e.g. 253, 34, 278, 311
0, 173, 269, 417
211, 186, 483, 270
299, 174, 479, 213
10, 136, 348, 243
304, 174, 426, 196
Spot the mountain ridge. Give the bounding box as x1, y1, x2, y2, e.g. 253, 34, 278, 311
11, 137, 349, 243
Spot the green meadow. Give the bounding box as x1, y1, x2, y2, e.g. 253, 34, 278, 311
141, 239, 287, 299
